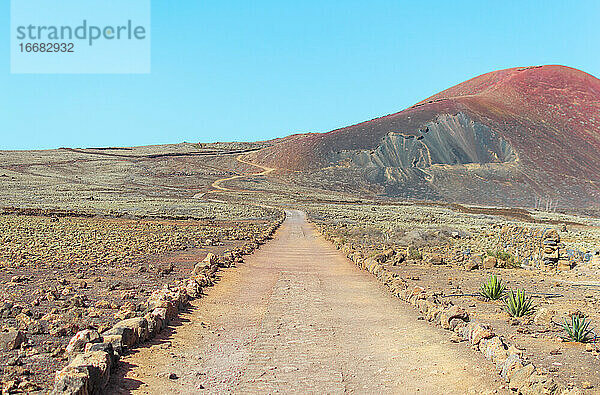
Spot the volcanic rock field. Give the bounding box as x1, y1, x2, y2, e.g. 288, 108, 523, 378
1, 65, 600, 394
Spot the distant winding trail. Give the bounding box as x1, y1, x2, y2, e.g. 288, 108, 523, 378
193, 154, 275, 198
109, 211, 505, 394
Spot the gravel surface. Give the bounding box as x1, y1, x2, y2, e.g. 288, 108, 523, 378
109, 211, 507, 394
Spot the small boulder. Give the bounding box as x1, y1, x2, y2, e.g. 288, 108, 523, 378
363, 258, 378, 273
103, 317, 148, 347
427, 254, 445, 266
468, 322, 494, 346
509, 364, 535, 391
373, 249, 395, 263
0, 328, 26, 351
102, 326, 136, 348
204, 253, 217, 264
15, 313, 46, 334
51, 365, 91, 395
533, 307, 554, 327
84, 342, 114, 354
184, 279, 202, 298
464, 259, 479, 270
17, 380, 39, 392
483, 257, 497, 269
144, 313, 162, 337
480, 336, 508, 366
500, 353, 523, 380
114, 309, 137, 321
390, 252, 406, 266
191, 262, 211, 276
152, 307, 168, 323
101, 335, 124, 356
439, 305, 469, 330
65, 295, 87, 308
61, 350, 112, 393
66, 329, 101, 355
84, 342, 117, 365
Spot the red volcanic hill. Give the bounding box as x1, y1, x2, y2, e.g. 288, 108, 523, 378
249, 65, 600, 207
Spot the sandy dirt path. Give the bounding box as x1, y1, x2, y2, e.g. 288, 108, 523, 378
193, 154, 275, 198
109, 210, 506, 394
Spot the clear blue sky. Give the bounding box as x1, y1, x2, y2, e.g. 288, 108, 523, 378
1, 1, 599, 150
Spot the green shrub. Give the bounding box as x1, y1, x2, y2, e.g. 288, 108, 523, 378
480, 275, 506, 300
408, 246, 422, 260
504, 289, 535, 317
562, 315, 595, 343
486, 249, 517, 267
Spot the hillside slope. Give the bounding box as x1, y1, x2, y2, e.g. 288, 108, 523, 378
249, 65, 600, 207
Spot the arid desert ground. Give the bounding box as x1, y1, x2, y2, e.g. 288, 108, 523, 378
0, 140, 599, 394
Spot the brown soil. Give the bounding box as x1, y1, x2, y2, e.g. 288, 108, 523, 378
385, 263, 600, 391
0, 213, 270, 391
109, 211, 507, 394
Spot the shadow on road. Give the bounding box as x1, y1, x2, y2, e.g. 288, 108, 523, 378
106, 306, 195, 394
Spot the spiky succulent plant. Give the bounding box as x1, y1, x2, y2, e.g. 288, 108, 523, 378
479, 275, 506, 300
504, 289, 535, 317
562, 315, 596, 343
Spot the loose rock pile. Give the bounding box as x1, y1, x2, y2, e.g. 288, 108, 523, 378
496, 226, 561, 269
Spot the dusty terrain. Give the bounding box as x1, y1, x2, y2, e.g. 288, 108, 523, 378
108, 211, 506, 394
0, 100, 600, 393
0, 142, 271, 217
0, 208, 279, 391
304, 202, 600, 391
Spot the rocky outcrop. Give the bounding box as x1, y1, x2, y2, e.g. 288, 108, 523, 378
330, 112, 517, 173
330, 112, 516, 184
65, 329, 101, 355
0, 329, 26, 351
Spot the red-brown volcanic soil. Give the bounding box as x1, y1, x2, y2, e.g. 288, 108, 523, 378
248, 65, 600, 207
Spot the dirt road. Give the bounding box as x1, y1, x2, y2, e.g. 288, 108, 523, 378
110, 211, 506, 394
193, 155, 275, 198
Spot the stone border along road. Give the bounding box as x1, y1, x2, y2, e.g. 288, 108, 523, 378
318, 223, 585, 395
50, 213, 285, 395
106, 210, 508, 394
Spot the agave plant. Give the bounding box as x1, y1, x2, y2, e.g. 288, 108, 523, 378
562, 315, 596, 343
479, 275, 506, 300
504, 289, 535, 317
